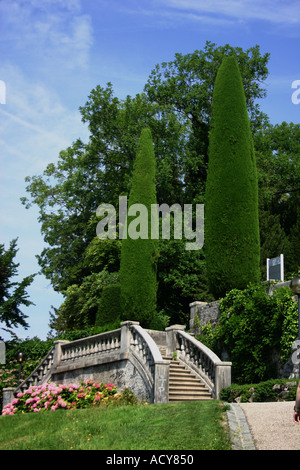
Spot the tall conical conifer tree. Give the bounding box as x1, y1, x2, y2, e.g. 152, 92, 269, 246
120, 127, 158, 327
205, 56, 260, 298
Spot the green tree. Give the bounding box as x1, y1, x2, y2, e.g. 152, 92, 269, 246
95, 284, 121, 327
119, 127, 158, 327
0, 239, 35, 337
21, 44, 276, 327
255, 122, 300, 277
205, 56, 260, 299
145, 41, 270, 203
48, 271, 119, 335
22, 86, 184, 293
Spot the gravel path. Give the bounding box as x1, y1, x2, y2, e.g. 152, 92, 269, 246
238, 402, 300, 450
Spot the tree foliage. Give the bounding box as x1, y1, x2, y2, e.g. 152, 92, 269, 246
48, 271, 119, 335
21, 41, 299, 333
145, 41, 270, 203
0, 239, 35, 337
201, 284, 298, 383
205, 56, 260, 298
95, 284, 121, 327
119, 128, 158, 327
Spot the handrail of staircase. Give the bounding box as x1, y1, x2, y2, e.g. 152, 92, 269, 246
129, 324, 162, 385
176, 330, 231, 399
129, 323, 170, 403
15, 345, 56, 394
130, 323, 163, 362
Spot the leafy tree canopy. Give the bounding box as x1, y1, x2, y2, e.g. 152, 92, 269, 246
21, 41, 299, 332
0, 239, 36, 338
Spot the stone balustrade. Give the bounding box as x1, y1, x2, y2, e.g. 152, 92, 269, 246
2, 321, 231, 410
60, 328, 121, 363
176, 329, 231, 399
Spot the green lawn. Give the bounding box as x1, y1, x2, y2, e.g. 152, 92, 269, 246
0, 400, 231, 450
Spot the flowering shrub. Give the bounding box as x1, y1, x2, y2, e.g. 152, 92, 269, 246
2, 380, 137, 415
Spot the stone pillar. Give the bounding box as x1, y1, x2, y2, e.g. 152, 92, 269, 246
215, 362, 232, 399
165, 324, 186, 357
2, 387, 15, 410
154, 361, 170, 404
120, 321, 140, 356
52, 340, 69, 369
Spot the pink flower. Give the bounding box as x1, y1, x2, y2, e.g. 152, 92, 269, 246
25, 398, 35, 405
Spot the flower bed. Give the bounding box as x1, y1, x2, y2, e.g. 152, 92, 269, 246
2, 380, 138, 415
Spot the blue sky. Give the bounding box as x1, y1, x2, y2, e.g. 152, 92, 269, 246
0, 0, 299, 341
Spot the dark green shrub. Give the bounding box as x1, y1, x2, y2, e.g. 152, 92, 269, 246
205, 56, 260, 299
120, 127, 158, 327
221, 378, 299, 403
95, 284, 121, 327
205, 283, 298, 383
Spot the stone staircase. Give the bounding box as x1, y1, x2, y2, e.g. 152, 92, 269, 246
161, 350, 212, 402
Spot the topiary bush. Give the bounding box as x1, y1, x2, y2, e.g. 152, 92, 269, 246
120, 127, 158, 327
205, 56, 260, 299
95, 284, 121, 327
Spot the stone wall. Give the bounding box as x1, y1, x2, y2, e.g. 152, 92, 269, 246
189, 280, 293, 334
189, 280, 297, 379
52, 358, 153, 403
189, 300, 220, 333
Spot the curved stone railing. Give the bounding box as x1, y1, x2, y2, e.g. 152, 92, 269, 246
128, 323, 169, 403
176, 330, 231, 399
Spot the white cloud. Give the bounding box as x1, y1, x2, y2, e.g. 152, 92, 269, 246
151, 0, 300, 26
1, 0, 94, 69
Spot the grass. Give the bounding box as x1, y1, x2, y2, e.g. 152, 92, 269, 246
0, 400, 231, 450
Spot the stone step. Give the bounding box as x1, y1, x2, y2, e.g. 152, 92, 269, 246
169, 389, 211, 397
164, 357, 212, 401
169, 382, 207, 390
169, 378, 204, 385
